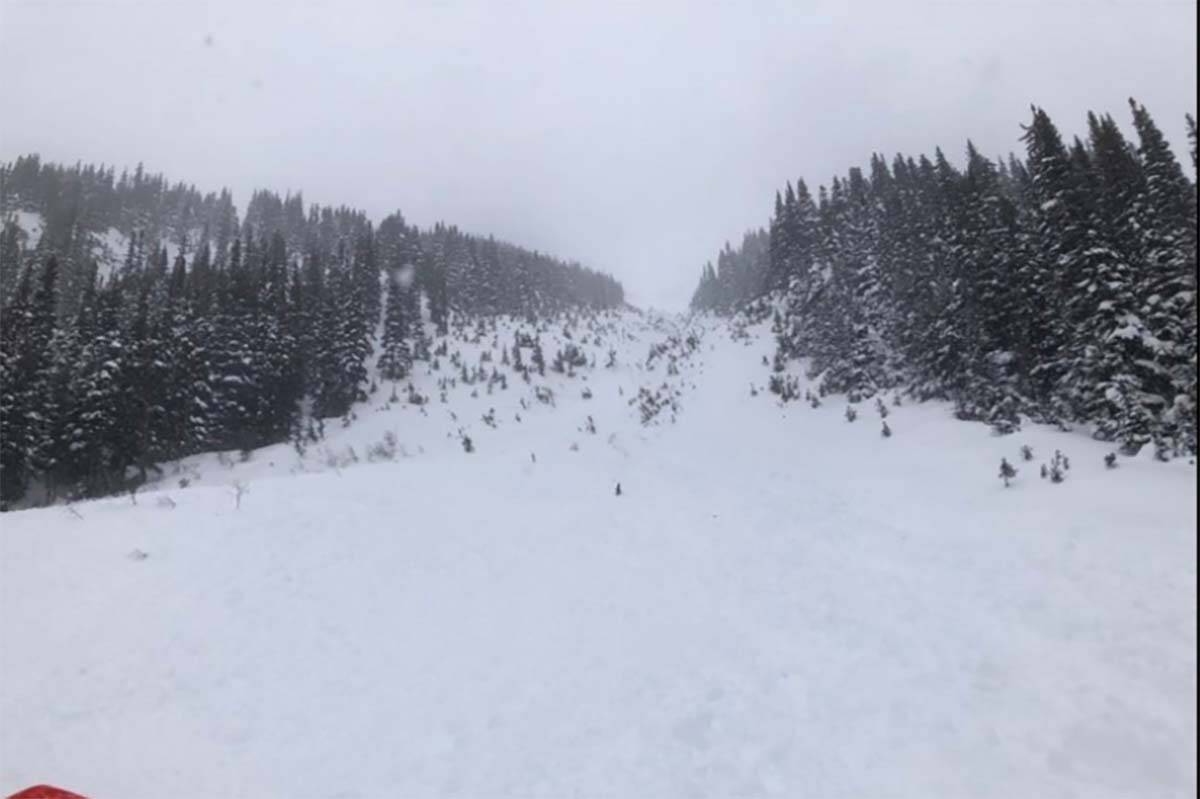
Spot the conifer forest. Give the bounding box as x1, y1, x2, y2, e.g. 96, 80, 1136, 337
692, 102, 1198, 458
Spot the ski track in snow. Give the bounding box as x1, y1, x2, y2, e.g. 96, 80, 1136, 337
1, 310, 1196, 799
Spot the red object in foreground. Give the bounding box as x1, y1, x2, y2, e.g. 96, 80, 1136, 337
6, 787, 89, 799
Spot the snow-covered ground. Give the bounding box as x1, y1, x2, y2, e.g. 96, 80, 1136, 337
11, 211, 45, 246
5, 211, 189, 282
1, 310, 1195, 798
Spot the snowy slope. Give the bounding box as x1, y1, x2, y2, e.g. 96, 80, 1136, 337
1, 311, 1196, 798
6, 211, 190, 281
136, 309, 688, 496
12, 211, 44, 246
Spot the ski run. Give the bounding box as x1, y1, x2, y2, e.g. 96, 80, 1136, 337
2, 308, 1195, 798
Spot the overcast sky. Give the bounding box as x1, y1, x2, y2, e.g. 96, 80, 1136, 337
1, 0, 1196, 308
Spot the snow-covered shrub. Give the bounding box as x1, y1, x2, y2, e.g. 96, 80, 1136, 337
367, 432, 399, 462
768, 374, 800, 402
631, 385, 679, 426
999, 458, 1017, 487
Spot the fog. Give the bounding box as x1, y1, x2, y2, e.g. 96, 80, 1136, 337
1, 0, 1196, 308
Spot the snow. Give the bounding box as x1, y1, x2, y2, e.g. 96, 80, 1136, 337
5, 210, 195, 282
91, 226, 129, 281
1, 311, 1196, 798
10, 210, 44, 247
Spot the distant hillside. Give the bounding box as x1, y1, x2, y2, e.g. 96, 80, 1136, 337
0, 155, 624, 508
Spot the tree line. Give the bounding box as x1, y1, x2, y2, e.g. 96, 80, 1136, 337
692, 101, 1198, 456
0, 157, 624, 508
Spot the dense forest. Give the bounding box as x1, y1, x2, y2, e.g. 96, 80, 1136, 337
0, 157, 624, 507
692, 101, 1198, 457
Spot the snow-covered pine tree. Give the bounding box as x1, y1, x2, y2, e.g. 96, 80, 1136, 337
1055, 113, 1159, 450
1018, 106, 1089, 416
1127, 100, 1197, 453
378, 267, 413, 382
946, 143, 1024, 430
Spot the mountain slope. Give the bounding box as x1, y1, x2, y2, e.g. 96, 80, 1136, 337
1, 311, 1196, 798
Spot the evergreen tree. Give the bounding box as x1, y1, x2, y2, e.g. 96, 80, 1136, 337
0, 220, 22, 308
1128, 100, 1197, 451
0, 261, 37, 503
378, 269, 413, 381
1017, 106, 1088, 413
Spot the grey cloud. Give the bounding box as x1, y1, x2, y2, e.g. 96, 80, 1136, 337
1, 0, 1195, 308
